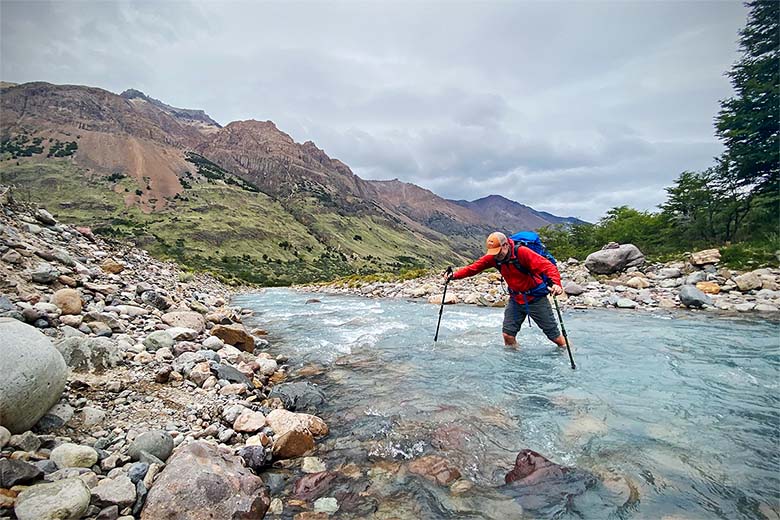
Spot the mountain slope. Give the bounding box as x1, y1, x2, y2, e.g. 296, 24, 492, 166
452, 195, 586, 233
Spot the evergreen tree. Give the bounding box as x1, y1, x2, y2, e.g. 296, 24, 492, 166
715, 0, 779, 197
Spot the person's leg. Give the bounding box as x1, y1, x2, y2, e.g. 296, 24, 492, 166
502, 298, 525, 347
528, 297, 568, 348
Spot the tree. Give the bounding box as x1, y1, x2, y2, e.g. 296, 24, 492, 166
715, 0, 779, 197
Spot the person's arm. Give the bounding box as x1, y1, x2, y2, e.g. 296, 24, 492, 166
516, 247, 562, 288
451, 254, 497, 280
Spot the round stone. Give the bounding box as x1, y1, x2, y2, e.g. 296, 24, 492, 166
50, 443, 99, 469
128, 430, 173, 462
14, 477, 91, 520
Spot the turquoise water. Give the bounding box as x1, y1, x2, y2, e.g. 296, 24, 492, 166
235, 289, 780, 519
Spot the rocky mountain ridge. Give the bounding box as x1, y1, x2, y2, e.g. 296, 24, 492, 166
0, 81, 582, 282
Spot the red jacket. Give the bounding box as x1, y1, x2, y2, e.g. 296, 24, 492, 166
452, 239, 562, 304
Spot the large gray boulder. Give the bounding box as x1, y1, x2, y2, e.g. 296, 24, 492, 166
268, 382, 326, 413
140, 441, 270, 520
584, 243, 645, 275
54, 337, 121, 372
0, 318, 68, 433
679, 285, 713, 308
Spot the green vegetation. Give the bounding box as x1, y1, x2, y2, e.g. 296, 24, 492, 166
1, 135, 45, 158
540, 2, 779, 270
47, 139, 78, 158
185, 152, 259, 193
0, 160, 459, 285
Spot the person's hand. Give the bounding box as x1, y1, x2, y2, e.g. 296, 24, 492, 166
549, 284, 564, 296
442, 268, 453, 281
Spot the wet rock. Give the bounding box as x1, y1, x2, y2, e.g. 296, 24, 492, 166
0, 318, 68, 433
140, 441, 270, 520
584, 244, 645, 275
238, 445, 272, 471
679, 285, 713, 308
211, 324, 255, 351
268, 382, 325, 413
503, 449, 597, 514
266, 409, 329, 437
273, 430, 315, 459
407, 455, 461, 485
55, 336, 121, 372
50, 443, 98, 469
314, 497, 339, 514
293, 471, 338, 500
14, 477, 91, 520
162, 311, 205, 332
0, 458, 43, 487
128, 430, 173, 462
51, 288, 82, 315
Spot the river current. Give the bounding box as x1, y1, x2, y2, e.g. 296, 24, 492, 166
235, 289, 780, 519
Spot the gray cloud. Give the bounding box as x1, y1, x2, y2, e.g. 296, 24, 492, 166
0, 0, 746, 221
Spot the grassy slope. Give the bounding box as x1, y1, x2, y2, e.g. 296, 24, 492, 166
0, 160, 460, 284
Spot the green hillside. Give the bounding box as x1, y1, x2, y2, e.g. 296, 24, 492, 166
0, 160, 459, 285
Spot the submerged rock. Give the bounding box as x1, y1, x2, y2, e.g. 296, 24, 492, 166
268, 382, 326, 413
140, 441, 270, 519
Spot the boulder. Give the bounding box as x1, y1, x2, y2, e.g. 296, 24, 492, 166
0, 458, 43, 487
428, 293, 458, 304
503, 449, 597, 514
211, 324, 255, 351
55, 337, 121, 372
734, 272, 762, 292
268, 382, 325, 413
50, 443, 99, 469
272, 430, 315, 459
51, 289, 82, 315
140, 441, 270, 520
563, 282, 585, 296
690, 248, 721, 266
162, 311, 205, 333
266, 409, 329, 437
128, 430, 174, 463
14, 478, 91, 520
696, 281, 721, 294
679, 285, 713, 308
0, 318, 68, 433
584, 244, 645, 275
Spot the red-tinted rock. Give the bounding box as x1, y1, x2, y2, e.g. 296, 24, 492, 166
140, 441, 270, 519
406, 455, 461, 485
292, 471, 337, 500
505, 449, 569, 484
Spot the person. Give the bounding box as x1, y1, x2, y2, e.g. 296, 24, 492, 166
445, 231, 568, 348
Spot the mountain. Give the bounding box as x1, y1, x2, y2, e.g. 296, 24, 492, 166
452, 195, 587, 234
120, 89, 221, 134
0, 81, 582, 284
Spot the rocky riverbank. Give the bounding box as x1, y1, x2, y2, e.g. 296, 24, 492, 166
0, 189, 330, 519
297, 246, 780, 316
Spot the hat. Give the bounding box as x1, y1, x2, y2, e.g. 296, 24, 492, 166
486, 232, 507, 255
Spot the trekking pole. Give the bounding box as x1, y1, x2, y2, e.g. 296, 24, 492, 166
434, 266, 453, 342
552, 295, 576, 369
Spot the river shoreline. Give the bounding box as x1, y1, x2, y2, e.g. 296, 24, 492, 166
295, 256, 780, 317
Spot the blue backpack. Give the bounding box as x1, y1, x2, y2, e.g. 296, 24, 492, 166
508, 231, 557, 265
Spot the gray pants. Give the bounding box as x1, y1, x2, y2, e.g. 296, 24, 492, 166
503, 296, 561, 340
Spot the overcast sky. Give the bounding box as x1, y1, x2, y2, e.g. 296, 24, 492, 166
1, 1, 747, 221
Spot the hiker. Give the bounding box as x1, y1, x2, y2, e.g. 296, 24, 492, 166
445, 231, 568, 348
